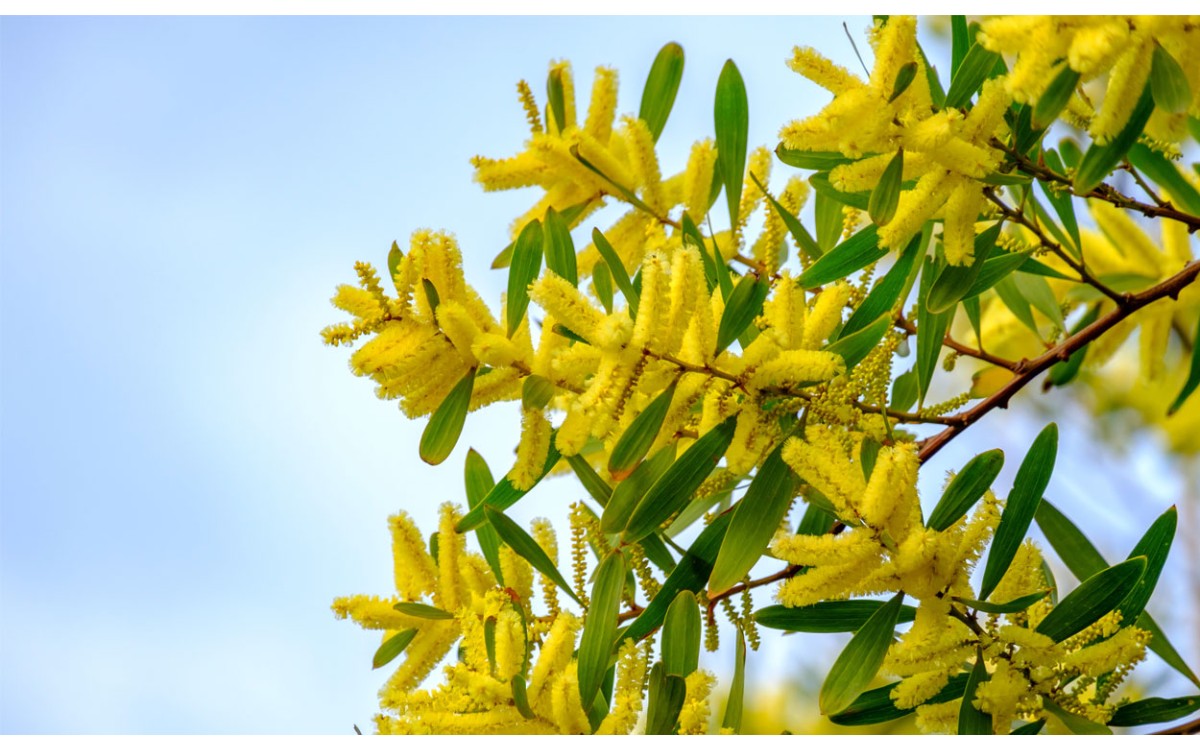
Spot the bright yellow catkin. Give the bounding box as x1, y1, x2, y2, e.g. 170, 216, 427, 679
584, 66, 618, 143
787, 45, 862, 94
683, 139, 717, 220
801, 282, 850, 350
677, 671, 716, 734
526, 613, 580, 711
596, 640, 648, 734
529, 272, 605, 342
437, 503, 468, 612
511, 408, 551, 490
390, 512, 438, 600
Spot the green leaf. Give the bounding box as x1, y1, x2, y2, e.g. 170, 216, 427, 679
511, 675, 536, 719
829, 675, 968, 726
591, 228, 638, 317
593, 261, 614, 314
645, 662, 687, 734
661, 591, 701, 677
916, 256, 953, 406
542, 206, 577, 287
825, 313, 890, 373
1011, 720, 1045, 735
1128, 143, 1200, 216
775, 146, 856, 171
609, 381, 677, 481
373, 628, 418, 670
546, 66, 567, 133
756, 600, 918, 633
393, 601, 455, 620
521, 374, 555, 412
1150, 43, 1192, 114
1044, 700, 1112, 735
484, 506, 581, 605
601, 444, 675, 534
577, 551, 626, 708
888, 63, 918, 104
421, 278, 441, 315
721, 627, 747, 732
890, 368, 918, 413
1041, 149, 1082, 251
1118, 505, 1177, 623
820, 592, 905, 716
797, 225, 884, 289
419, 368, 475, 465
624, 513, 732, 644
640, 532, 677, 575
1014, 272, 1065, 330
665, 470, 735, 538
715, 59, 749, 229
980, 423, 1057, 600
994, 274, 1040, 335
507, 219, 544, 337
387, 240, 403, 291
926, 222, 1003, 314
639, 42, 685, 142
681, 213, 719, 291
868, 149, 904, 225
1075, 82, 1155, 194
484, 616, 497, 673
716, 275, 769, 355
464, 448, 504, 583
623, 415, 738, 543
456, 436, 562, 532
962, 250, 1032, 299
1137, 611, 1200, 688
927, 448, 1005, 532
860, 437, 881, 482
958, 651, 993, 735
1035, 556, 1146, 642
1058, 138, 1084, 170
945, 42, 1003, 108
1109, 695, 1200, 727
814, 190, 843, 252
750, 172, 822, 261
566, 453, 612, 509
810, 172, 871, 211
950, 16, 970, 78
709, 438, 798, 592
953, 590, 1048, 614
1168, 313, 1200, 415
1033, 65, 1081, 128
964, 295, 982, 344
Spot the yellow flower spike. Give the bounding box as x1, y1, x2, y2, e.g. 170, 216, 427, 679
471, 151, 550, 192
780, 428, 866, 518
468, 368, 523, 411
1089, 202, 1170, 278
549, 663, 591, 734
516, 79, 544, 134
389, 512, 438, 600
555, 404, 592, 457
943, 183, 986, 266
331, 594, 427, 631
531, 519, 562, 617
457, 607, 492, 673
1067, 20, 1131, 78
1138, 300, 1174, 384
801, 282, 850, 350
725, 409, 776, 475
963, 80, 1014, 142
1091, 35, 1154, 144
771, 528, 879, 567
762, 272, 807, 350
435, 301, 482, 366
498, 545, 534, 607
747, 349, 845, 390
621, 115, 665, 213
683, 139, 717, 220
737, 146, 773, 230
631, 250, 669, 353
331, 284, 386, 321
867, 16, 918, 98
471, 333, 523, 369
859, 446, 900, 530
877, 169, 955, 251
527, 612, 581, 711
787, 46, 864, 95
378, 619, 461, 702
775, 558, 873, 609
1002, 22, 1065, 104
990, 540, 1046, 607
462, 551, 498, 599
914, 697, 961, 734
584, 66, 618, 144
492, 608, 525, 682
529, 272, 605, 343
664, 247, 705, 355
596, 640, 649, 734
890, 668, 956, 710
677, 670, 716, 735
436, 503, 469, 613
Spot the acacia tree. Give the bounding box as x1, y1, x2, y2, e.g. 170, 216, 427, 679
323, 16, 1200, 734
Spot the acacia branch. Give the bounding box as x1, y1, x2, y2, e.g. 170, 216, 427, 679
919, 259, 1200, 463
895, 313, 1018, 371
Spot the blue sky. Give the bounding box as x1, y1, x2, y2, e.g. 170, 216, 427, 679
1, 15, 1194, 734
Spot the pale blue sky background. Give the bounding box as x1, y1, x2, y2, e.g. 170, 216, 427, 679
2, 15, 1195, 734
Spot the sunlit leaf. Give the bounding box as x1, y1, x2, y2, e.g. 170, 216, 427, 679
639, 42, 685, 142
484, 506, 581, 605
1044, 700, 1112, 735
1150, 42, 1192, 114
662, 591, 701, 677
927, 448, 1005, 532
1035, 557, 1146, 642
1109, 695, 1200, 727
819, 592, 905, 716
958, 651, 992, 735
721, 627, 747, 733
393, 601, 455, 620
945, 42, 1003, 108
457, 437, 562, 532
756, 600, 917, 633
797, 225, 884, 288
645, 662, 686, 734
954, 590, 1048, 614
373, 628, 418, 670
1168, 314, 1200, 416
601, 444, 675, 534
419, 368, 475, 465
715, 59, 749, 228
927, 222, 1002, 314
715, 275, 770, 355
1033, 65, 1080, 128
1075, 82, 1155, 194
868, 149, 903, 225
577, 551, 626, 708
507, 220, 544, 337
542, 206, 577, 287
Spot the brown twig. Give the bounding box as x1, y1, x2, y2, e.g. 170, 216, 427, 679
919, 259, 1200, 463
895, 313, 1019, 371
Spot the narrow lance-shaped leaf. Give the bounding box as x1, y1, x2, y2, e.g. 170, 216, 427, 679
393, 602, 455, 620
994, 273, 1040, 336
1044, 700, 1112, 735
829, 675, 969, 727
926, 222, 1003, 314
927, 448, 1005, 532
950, 15, 970, 78
623, 415, 738, 543
820, 592, 905, 716
958, 650, 993, 735
1075, 82, 1155, 194
507, 220, 544, 337
1109, 695, 1200, 727
373, 628, 418, 670
577, 551, 626, 709
1127, 142, 1200, 216
842, 232, 923, 338
715, 59, 749, 229
775, 145, 856, 172
566, 453, 612, 509
962, 250, 1032, 300
661, 591, 701, 677
542, 206, 577, 286
1041, 149, 1082, 251
593, 260, 614, 313
825, 313, 890, 373
888, 63, 918, 104
546, 66, 567, 133
715, 275, 770, 355
387, 240, 403, 291
1035, 557, 1146, 642
639, 42, 685, 142
750, 172, 822, 261
709, 439, 798, 592
953, 590, 1048, 615
979, 422, 1057, 600
1117, 505, 1177, 623
601, 443, 675, 534
1015, 272, 1064, 330
521, 374, 555, 411
465, 448, 504, 584
797, 224, 885, 289
868, 149, 903, 225
1150, 42, 1192, 113
721, 627, 747, 733
609, 381, 678, 481
945, 42, 1003, 108
457, 435, 562, 532
592, 228, 639, 317
419, 368, 475, 465
916, 256, 953, 407
645, 662, 687, 735
811, 171, 870, 211
1033, 65, 1081, 128
1011, 720, 1046, 735
484, 506, 581, 605
511, 675, 536, 719
1168, 313, 1200, 416
756, 600, 918, 633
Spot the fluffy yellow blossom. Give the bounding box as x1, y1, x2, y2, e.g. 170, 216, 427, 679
678, 670, 716, 734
